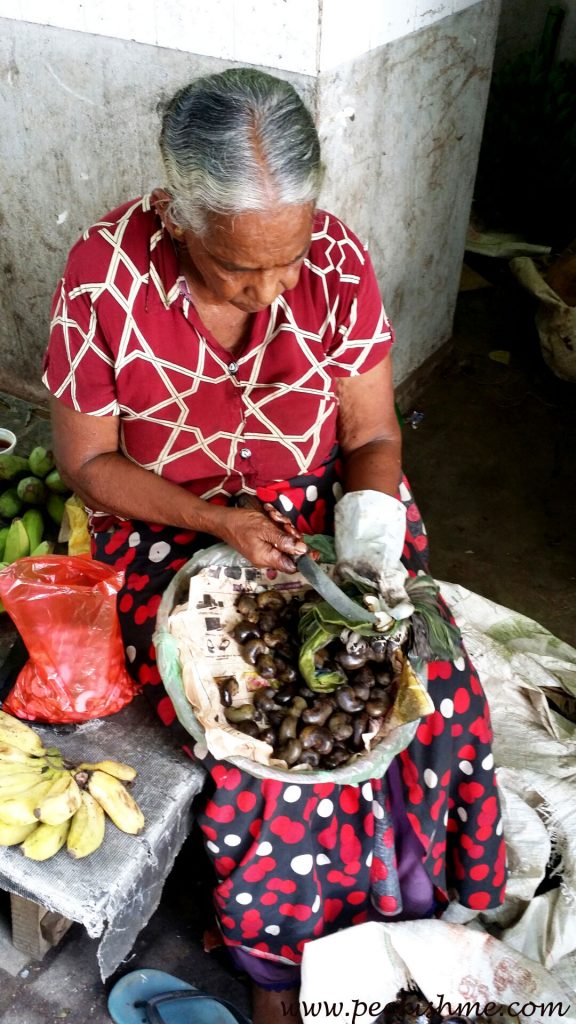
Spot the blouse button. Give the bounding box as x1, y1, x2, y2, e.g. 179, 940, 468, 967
228, 361, 239, 374
240, 447, 252, 459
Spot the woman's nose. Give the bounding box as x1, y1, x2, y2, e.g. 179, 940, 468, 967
249, 266, 301, 305
248, 270, 283, 306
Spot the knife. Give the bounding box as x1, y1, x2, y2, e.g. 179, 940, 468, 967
236, 492, 376, 624
295, 552, 377, 624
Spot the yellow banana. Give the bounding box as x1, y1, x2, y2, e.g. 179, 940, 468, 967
21, 819, 70, 861
0, 769, 52, 798
35, 774, 82, 826
76, 759, 137, 782
43, 747, 66, 770
87, 770, 145, 835
0, 742, 47, 765
0, 820, 39, 846
0, 710, 46, 755
67, 790, 106, 859
0, 774, 61, 826
0, 760, 49, 778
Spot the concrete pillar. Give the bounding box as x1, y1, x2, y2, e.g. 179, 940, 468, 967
0, 0, 500, 399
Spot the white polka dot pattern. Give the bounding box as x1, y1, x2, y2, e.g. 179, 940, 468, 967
291, 854, 313, 875
317, 798, 334, 818
283, 785, 302, 803
148, 541, 171, 563
440, 698, 454, 718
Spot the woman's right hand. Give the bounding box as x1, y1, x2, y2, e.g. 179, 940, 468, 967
49, 398, 308, 572
211, 506, 308, 573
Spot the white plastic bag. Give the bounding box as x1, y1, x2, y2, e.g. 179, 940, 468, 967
300, 920, 576, 1023
334, 490, 414, 619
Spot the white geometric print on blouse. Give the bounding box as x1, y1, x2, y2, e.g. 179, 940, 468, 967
46, 198, 392, 500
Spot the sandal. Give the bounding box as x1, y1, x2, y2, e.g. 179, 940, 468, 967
107, 968, 251, 1024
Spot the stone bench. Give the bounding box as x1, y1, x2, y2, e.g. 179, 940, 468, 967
0, 687, 205, 978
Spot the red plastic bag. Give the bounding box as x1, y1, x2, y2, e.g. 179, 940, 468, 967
0, 555, 135, 723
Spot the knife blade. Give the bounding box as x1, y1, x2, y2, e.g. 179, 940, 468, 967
296, 553, 376, 624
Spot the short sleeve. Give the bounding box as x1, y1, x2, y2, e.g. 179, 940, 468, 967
43, 275, 120, 416
324, 234, 394, 378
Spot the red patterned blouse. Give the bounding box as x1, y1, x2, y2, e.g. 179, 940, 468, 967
43, 196, 393, 501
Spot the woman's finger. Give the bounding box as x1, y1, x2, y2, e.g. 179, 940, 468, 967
221, 509, 307, 572
262, 502, 305, 540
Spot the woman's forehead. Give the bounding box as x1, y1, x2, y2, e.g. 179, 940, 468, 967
201, 204, 315, 268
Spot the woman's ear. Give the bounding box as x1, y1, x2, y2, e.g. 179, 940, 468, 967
150, 188, 184, 238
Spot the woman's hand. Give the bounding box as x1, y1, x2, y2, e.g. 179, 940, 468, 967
49, 398, 308, 571
212, 506, 308, 573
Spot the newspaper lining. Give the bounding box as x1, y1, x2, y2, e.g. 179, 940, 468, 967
168, 565, 431, 770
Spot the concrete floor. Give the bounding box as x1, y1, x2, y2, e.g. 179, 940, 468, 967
0, 273, 575, 1022
404, 268, 576, 648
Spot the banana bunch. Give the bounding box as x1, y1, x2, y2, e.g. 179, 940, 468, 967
0, 709, 144, 861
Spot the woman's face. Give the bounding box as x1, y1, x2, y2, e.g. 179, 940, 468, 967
179, 203, 315, 313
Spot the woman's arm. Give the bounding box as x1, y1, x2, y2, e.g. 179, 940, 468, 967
50, 396, 307, 572
335, 355, 402, 495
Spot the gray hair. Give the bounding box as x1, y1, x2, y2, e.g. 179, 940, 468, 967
159, 68, 323, 234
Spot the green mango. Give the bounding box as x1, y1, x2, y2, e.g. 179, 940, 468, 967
0, 488, 23, 519
44, 468, 69, 494
0, 454, 29, 481
28, 446, 55, 479
16, 476, 47, 506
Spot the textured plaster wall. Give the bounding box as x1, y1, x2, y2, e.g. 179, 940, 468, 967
0, 0, 486, 74
0, 20, 315, 401
0, 3, 499, 402
319, 0, 500, 384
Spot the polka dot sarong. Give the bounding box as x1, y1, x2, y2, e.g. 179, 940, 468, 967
92, 465, 507, 968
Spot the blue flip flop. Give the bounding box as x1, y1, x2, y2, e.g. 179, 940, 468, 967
107, 969, 252, 1024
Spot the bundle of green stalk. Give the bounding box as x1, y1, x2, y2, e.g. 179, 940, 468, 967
220, 559, 461, 771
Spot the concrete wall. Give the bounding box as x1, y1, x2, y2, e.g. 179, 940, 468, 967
318, 0, 500, 383
0, 0, 494, 74
0, 1, 500, 402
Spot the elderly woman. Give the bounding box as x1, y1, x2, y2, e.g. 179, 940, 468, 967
44, 69, 505, 1023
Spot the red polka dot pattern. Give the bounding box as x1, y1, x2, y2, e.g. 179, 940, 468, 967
92, 473, 506, 969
